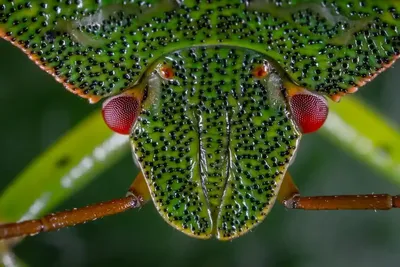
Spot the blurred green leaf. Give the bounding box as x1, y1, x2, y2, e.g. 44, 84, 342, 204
0, 243, 27, 267
0, 110, 130, 223
321, 96, 400, 185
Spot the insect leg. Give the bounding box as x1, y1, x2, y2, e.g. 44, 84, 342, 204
278, 172, 400, 210
0, 172, 150, 240
127, 171, 151, 203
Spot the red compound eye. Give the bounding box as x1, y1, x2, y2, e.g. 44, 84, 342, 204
102, 95, 141, 135
289, 93, 328, 134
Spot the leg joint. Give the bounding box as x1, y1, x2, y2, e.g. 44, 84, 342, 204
282, 194, 300, 209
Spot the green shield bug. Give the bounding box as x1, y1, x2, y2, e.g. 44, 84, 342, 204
1, 0, 400, 241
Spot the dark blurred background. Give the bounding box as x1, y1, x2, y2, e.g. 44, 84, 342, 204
1, 38, 400, 267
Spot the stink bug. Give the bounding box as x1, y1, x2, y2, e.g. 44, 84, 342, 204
1, 0, 400, 241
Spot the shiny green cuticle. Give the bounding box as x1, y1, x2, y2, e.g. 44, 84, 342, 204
132, 47, 299, 239
1, 1, 400, 101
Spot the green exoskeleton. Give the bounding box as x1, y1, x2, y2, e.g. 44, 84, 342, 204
1, 0, 400, 240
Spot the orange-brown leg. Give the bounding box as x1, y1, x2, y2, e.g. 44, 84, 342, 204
0, 172, 151, 240
278, 172, 400, 210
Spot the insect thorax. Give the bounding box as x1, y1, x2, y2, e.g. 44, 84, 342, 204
130, 46, 300, 240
